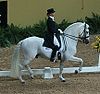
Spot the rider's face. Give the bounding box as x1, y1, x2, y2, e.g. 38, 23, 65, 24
51, 13, 55, 17
48, 13, 55, 17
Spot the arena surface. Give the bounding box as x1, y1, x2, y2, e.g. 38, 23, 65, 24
0, 35, 100, 94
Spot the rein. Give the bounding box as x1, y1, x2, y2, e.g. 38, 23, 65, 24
63, 33, 89, 41
63, 33, 79, 41
62, 23, 89, 41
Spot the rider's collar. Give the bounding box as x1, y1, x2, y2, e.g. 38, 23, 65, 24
49, 16, 55, 21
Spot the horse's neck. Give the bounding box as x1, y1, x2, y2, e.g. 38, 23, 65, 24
64, 25, 79, 37
65, 23, 82, 39
66, 35, 78, 48
64, 24, 81, 51
65, 28, 79, 44
61, 35, 77, 55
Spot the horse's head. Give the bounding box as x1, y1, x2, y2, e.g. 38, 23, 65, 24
63, 22, 90, 44
79, 22, 90, 44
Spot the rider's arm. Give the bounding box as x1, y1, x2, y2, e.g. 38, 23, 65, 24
47, 19, 58, 34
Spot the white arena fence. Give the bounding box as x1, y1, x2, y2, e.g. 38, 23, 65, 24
0, 53, 100, 79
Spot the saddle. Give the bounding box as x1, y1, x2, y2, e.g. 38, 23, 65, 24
42, 46, 62, 62
43, 35, 62, 62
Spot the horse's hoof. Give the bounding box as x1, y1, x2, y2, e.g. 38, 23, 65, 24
21, 80, 25, 84
59, 76, 66, 82
31, 76, 34, 79
30, 75, 34, 79
61, 80, 66, 82
75, 70, 78, 74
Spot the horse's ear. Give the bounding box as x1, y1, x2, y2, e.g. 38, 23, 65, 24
84, 22, 89, 28
83, 22, 86, 25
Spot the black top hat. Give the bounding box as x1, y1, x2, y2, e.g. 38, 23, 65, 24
47, 8, 55, 15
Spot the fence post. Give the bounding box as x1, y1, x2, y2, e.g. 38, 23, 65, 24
98, 53, 100, 67
43, 67, 53, 79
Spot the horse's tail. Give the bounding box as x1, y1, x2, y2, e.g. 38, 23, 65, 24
11, 41, 23, 78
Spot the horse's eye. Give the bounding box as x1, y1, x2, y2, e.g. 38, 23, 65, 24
86, 31, 88, 34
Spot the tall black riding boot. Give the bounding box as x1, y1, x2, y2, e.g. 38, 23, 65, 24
50, 50, 57, 62
50, 45, 59, 62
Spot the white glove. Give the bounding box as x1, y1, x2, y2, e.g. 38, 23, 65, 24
58, 29, 63, 34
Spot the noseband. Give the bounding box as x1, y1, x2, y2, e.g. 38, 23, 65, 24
79, 23, 89, 40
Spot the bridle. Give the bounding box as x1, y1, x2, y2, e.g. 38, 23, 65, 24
62, 23, 90, 41
79, 23, 89, 40
61, 23, 90, 52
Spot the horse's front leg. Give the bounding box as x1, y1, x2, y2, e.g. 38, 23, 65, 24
75, 57, 83, 73
59, 60, 66, 82
68, 56, 83, 73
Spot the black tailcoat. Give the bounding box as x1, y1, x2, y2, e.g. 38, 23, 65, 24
43, 17, 61, 49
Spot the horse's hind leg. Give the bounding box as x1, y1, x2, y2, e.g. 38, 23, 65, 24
22, 48, 38, 80
25, 64, 34, 79
18, 64, 26, 83
22, 59, 34, 79
18, 58, 34, 83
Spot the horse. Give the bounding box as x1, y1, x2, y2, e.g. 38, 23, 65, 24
11, 22, 90, 83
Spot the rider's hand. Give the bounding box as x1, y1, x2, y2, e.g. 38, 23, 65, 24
58, 29, 64, 35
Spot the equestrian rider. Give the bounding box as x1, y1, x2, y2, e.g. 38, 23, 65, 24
43, 8, 62, 62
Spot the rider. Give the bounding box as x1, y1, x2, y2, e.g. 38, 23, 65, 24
43, 8, 62, 62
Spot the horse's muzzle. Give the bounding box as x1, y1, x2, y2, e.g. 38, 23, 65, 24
83, 39, 89, 44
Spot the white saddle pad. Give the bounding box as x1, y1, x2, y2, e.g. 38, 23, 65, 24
54, 35, 60, 47
43, 47, 52, 52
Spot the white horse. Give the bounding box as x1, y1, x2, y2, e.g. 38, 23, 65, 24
11, 22, 90, 83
